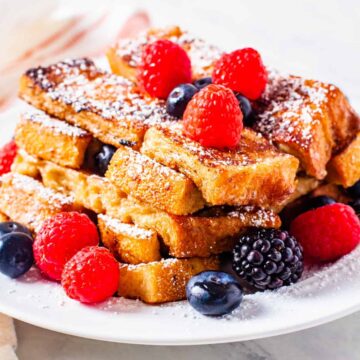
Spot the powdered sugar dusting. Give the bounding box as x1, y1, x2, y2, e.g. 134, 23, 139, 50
23, 110, 89, 137
254, 70, 330, 147
4, 173, 75, 206
99, 214, 154, 239
26, 58, 177, 128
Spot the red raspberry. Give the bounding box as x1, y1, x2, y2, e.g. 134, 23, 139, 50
183, 84, 243, 148
138, 39, 192, 99
290, 204, 360, 262
212, 48, 268, 100
0, 140, 17, 175
33, 212, 99, 281
62, 246, 119, 304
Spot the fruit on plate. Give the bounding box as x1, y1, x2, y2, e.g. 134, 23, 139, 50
183, 84, 243, 148
0, 140, 17, 176
232, 228, 304, 290
33, 212, 99, 281
138, 39, 192, 99
62, 246, 119, 304
290, 203, 360, 262
212, 48, 268, 100
0, 231, 33, 278
186, 271, 243, 316
0, 221, 32, 239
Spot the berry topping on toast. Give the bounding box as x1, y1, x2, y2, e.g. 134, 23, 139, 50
138, 39, 192, 99
213, 48, 268, 100
183, 84, 243, 148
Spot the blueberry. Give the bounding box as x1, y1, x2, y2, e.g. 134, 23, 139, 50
304, 195, 336, 211
186, 271, 243, 316
94, 144, 116, 176
349, 199, 360, 216
235, 93, 253, 126
193, 77, 212, 90
166, 84, 198, 118
347, 180, 360, 198
0, 233, 34, 278
0, 222, 32, 239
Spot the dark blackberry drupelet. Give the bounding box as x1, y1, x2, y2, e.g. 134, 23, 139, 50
232, 228, 304, 290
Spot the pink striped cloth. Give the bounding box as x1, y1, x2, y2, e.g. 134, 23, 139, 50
0, 9, 150, 110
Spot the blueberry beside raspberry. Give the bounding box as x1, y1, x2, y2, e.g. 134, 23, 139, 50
0, 221, 32, 239
232, 228, 303, 290
234, 93, 253, 126
166, 83, 198, 118
0, 231, 34, 278
193, 77, 212, 90
303, 195, 336, 212
186, 271, 243, 316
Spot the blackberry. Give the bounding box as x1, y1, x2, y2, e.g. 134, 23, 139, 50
232, 228, 304, 290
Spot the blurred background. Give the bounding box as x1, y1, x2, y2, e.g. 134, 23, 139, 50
1, 0, 359, 109
1, 0, 359, 359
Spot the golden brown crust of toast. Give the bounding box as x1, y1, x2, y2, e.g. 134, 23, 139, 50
311, 183, 351, 203
141, 126, 299, 209
326, 132, 360, 187
0, 212, 9, 222
277, 176, 320, 211
118, 257, 220, 303
15, 111, 92, 168
14, 151, 126, 215
14, 152, 280, 258
106, 145, 205, 215
14, 110, 205, 215
0, 173, 82, 232
254, 74, 360, 179
19, 59, 176, 149
118, 197, 281, 258
98, 214, 161, 264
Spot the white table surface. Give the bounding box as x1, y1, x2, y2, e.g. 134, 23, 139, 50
15, 313, 360, 360
3, 0, 360, 358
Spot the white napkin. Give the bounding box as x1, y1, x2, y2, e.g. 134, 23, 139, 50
0, 314, 17, 359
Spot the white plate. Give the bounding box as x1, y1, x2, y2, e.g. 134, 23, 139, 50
0, 102, 360, 345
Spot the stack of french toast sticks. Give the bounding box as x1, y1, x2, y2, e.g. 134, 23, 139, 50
1, 26, 358, 304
